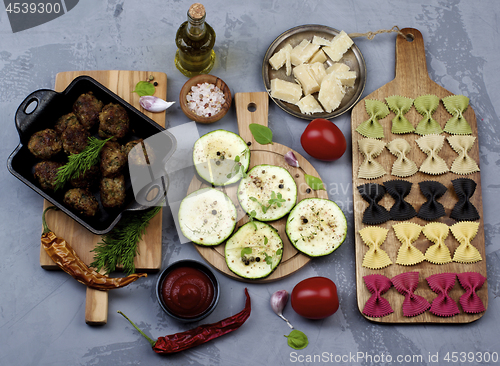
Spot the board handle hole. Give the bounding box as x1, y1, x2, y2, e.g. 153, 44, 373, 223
247, 103, 257, 112
405, 33, 415, 42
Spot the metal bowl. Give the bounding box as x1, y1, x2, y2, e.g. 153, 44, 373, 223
262, 24, 367, 120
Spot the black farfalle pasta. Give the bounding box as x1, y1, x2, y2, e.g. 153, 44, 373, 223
384, 180, 417, 221
450, 178, 480, 221
417, 181, 447, 221
357, 183, 391, 225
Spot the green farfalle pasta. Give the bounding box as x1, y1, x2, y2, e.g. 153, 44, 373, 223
356, 99, 389, 139
385, 95, 415, 134
442, 95, 472, 135
414, 94, 443, 135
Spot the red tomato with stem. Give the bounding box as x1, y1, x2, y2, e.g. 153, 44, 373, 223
291, 277, 339, 319
300, 118, 346, 161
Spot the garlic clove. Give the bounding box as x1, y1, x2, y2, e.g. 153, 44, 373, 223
284, 151, 299, 168
270, 290, 294, 328
139, 96, 175, 113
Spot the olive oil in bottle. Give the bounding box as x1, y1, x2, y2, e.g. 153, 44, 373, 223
174, 3, 216, 77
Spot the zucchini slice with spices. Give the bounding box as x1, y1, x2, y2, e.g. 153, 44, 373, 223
193, 130, 250, 186
225, 221, 283, 279
286, 198, 347, 257
237, 165, 297, 221
178, 187, 237, 246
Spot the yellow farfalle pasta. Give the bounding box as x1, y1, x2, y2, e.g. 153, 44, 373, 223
422, 222, 452, 264
447, 135, 480, 175
450, 221, 482, 263
416, 134, 449, 175
357, 138, 387, 179
359, 226, 392, 269
393, 222, 425, 266
386, 138, 418, 178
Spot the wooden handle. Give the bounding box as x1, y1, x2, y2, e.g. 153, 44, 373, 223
85, 287, 108, 325
395, 28, 430, 82
235, 92, 269, 145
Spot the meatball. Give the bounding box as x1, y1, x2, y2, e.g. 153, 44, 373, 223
98, 103, 129, 140
100, 174, 126, 208
28, 129, 62, 159
63, 188, 99, 217
123, 139, 155, 165
62, 118, 89, 155
70, 165, 100, 189
72, 92, 103, 130
33, 160, 63, 191
100, 141, 126, 177
54, 112, 78, 136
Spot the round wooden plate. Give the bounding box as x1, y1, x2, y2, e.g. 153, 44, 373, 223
188, 92, 328, 283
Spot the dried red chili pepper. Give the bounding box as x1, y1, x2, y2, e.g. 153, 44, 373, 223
41, 206, 147, 290
118, 288, 251, 353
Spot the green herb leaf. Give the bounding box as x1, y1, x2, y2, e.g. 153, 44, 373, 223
304, 173, 326, 191
249, 123, 273, 145
264, 236, 268, 245
241, 247, 252, 257
133, 81, 155, 96
284, 330, 309, 350
276, 248, 282, 256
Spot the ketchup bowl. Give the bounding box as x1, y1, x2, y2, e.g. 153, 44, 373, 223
156, 259, 220, 322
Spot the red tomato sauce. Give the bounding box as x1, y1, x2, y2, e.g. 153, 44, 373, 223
161, 267, 214, 318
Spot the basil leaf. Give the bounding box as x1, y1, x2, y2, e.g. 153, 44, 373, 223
133, 81, 155, 96
284, 330, 309, 350
304, 173, 326, 191
249, 123, 273, 145
241, 247, 252, 257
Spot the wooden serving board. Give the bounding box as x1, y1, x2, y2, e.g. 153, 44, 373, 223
40, 70, 166, 325
189, 92, 328, 282
351, 28, 486, 323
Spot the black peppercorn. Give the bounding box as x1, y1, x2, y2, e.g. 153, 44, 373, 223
278, 184, 284, 189
306, 188, 311, 193
212, 210, 217, 215
302, 218, 308, 224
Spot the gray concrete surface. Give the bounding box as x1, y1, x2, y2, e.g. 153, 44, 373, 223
1, 1, 499, 365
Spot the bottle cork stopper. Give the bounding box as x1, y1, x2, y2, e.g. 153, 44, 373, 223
189, 3, 205, 19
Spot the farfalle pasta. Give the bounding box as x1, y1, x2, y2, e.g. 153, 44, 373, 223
385, 95, 415, 134
426, 273, 460, 317
391, 272, 431, 317
416, 134, 449, 175
450, 221, 482, 264
386, 139, 418, 178
442, 95, 472, 135
357, 183, 391, 225
417, 181, 447, 221
393, 222, 425, 266
355, 99, 389, 139
384, 180, 417, 221
357, 138, 387, 179
362, 274, 394, 318
448, 135, 480, 175
450, 178, 480, 221
422, 222, 452, 264
457, 272, 487, 314
359, 226, 392, 269
414, 94, 443, 135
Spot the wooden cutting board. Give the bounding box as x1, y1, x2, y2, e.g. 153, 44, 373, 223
40, 70, 166, 325
351, 29, 486, 323
188, 92, 328, 282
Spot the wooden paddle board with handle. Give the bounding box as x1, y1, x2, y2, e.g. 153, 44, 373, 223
351, 28, 486, 323
189, 92, 329, 282
40, 70, 166, 325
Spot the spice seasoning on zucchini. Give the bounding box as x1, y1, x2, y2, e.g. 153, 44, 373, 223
118, 288, 251, 354
41, 206, 147, 290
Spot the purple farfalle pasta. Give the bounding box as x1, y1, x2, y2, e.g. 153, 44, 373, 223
384, 179, 417, 221
457, 272, 487, 314
362, 274, 394, 318
417, 181, 447, 221
450, 178, 480, 221
391, 272, 431, 317
357, 183, 391, 225
426, 273, 460, 317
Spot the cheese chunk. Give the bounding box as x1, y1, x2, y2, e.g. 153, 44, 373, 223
326, 62, 350, 74
312, 35, 332, 47
270, 78, 302, 104
308, 62, 327, 85
322, 30, 354, 62
332, 71, 357, 87
318, 74, 345, 113
309, 49, 328, 64
293, 64, 319, 95
269, 44, 292, 72
290, 39, 320, 66
296, 95, 324, 115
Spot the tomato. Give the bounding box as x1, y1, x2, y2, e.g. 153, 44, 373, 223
300, 118, 346, 161
291, 277, 339, 319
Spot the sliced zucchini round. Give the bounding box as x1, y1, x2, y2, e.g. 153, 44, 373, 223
286, 198, 347, 257
237, 165, 297, 221
193, 130, 251, 186
178, 187, 237, 246
225, 221, 283, 279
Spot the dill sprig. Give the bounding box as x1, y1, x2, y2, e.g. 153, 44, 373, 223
54, 136, 113, 191
90, 205, 162, 275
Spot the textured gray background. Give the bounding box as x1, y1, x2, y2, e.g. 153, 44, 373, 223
1, 1, 500, 365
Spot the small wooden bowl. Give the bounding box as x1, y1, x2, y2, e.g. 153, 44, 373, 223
179, 74, 232, 124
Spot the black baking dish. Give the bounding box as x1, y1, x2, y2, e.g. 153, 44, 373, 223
7, 75, 176, 235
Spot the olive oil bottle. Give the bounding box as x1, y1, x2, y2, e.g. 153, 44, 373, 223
174, 3, 216, 77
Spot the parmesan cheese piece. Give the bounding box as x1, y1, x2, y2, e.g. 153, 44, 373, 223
322, 30, 354, 62
270, 78, 302, 104
332, 70, 357, 87
293, 63, 319, 95
309, 49, 328, 64
318, 74, 345, 113
269, 44, 292, 72
312, 35, 332, 47
290, 39, 320, 66
326, 62, 350, 74
296, 94, 324, 115
308, 62, 327, 85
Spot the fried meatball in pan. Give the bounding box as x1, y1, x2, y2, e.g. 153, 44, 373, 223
62, 118, 89, 155
54, 112, 78, 136
100, 141, 126, 177
98, 103, 129, 140
63, 188, 99, 217
100, 174, 126, 208
123, 139, 155, 166
33, 160, 63, 191
70, 165, 100, 189
72, 92, 103, 130
28, 129, 62, 159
